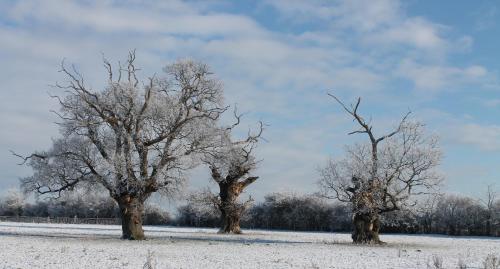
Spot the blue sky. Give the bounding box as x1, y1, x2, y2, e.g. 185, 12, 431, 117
0, 0, 499, 201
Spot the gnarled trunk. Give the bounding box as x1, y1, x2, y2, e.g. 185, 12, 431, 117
351, 187, 382, 244
352, 212, 381, 244
218, 182, 243, 234
220, 204, 242, 234
117, 195, 145, 240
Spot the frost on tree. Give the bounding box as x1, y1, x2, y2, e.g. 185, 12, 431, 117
16, 51, 226, 240
319, 94, 442, 244
1, 189, 25, 217
203, 110, 264, 234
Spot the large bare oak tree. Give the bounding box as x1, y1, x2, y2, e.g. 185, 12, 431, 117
16, 52, 226, 240
203, 111, 264, 233
319, 94, 442, 244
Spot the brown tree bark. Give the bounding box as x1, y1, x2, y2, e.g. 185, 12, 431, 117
352, 212, 381, 244
117, 195, 145, 240
220, 205, 243, 234
218, 182, 244, 234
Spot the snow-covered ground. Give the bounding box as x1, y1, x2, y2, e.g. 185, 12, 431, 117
0, 222, 498, 269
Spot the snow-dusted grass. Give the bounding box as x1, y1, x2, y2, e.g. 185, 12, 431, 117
0, 222, 498, 269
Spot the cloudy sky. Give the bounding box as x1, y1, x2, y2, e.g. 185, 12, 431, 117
0, 0, 499, 201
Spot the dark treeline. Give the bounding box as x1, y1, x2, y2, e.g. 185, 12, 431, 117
176, 192, 500, 237
0, 190, 170, 225
1, 190, 498, 236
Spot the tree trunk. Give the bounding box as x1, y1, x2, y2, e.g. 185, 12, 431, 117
351, 212, 382, 244
117, 195, 145, 240
486, 215, 492, 236
218, 182, 243, 234
220, 205, 242, 234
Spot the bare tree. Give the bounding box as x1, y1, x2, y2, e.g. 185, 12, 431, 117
15, 52, 226, 240
203, 110, 264, 233
0, 189, 25, 217
319, 94, 442, 243
415, 193, 442, 233
481, 185, 498, 236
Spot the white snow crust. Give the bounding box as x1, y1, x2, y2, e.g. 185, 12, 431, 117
0, 222, 498, 268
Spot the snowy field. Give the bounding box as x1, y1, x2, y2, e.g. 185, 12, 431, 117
0, 222, 498, 269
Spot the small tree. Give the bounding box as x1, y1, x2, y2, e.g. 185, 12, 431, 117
319, 94, 442, 243
203, 111, 264, 233
15, 52, 226, 239
481, 185, 498, 236
1, 189, 25, 216
415, 193, 441, 233
176, 190, 221, 228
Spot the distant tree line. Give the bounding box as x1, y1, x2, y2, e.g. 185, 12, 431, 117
1, 189, 498, 236
176, 192, 500, 237
0, 190, 170, 225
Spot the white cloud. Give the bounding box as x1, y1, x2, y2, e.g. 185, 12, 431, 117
397, 60, 488, 91
8, 0, 266, 37
267, 0, 480, 57
331, 0, 401, 32
265, 0, 401, 31
365, 17, 446, 50
456, 124, 500, 151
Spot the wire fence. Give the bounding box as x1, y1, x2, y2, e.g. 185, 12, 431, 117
0, 215, 120, 225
